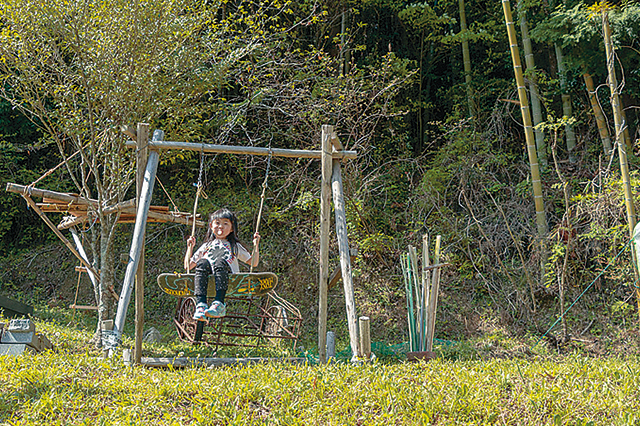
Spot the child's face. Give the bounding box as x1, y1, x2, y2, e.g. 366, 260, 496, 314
211, 218, 233, 239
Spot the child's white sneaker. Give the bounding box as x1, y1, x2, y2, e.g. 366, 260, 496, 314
205, 301, 226, 318
193, 302, 208, 321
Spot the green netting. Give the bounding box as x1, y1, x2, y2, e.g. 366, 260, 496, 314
299, 339, 455, 364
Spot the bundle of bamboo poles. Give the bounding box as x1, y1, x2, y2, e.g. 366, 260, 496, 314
400, 235, 445, 353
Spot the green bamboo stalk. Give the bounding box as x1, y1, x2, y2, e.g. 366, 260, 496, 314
517, 0, 547, 167
502, 0, 548, 240
409, 245, 422, 351
422, 234, 430, 351
402, 253, 417, 351
602, 8, 640, 317
583, 72, 613, 155
459, 0, 473, 118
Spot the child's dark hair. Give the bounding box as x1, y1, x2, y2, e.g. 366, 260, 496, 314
205, 208, 239, 256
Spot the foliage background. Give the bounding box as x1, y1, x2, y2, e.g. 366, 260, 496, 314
1, 0, 640, 354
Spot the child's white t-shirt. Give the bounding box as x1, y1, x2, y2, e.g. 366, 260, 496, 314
190, 238, 251, 273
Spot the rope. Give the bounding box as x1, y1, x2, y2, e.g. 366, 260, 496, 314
250, 146, 273, 273
532, 237, 635, 349
184, 145, 206, 272
155, 175, 180, 213
30, 149, 82, 188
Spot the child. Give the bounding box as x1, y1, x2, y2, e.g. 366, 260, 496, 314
184, 208, 260, 320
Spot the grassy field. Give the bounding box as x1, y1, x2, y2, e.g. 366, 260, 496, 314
1, 310, 640, 425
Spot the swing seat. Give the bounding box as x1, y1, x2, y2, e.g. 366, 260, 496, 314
159, 273, 302, 351
157, 272, 278, 298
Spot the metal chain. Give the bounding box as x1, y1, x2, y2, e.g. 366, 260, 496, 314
251, 146, 272, 272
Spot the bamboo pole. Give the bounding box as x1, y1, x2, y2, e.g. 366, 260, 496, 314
57, 199, 137, 230
517, 0, 547, 167
401, 253, 416, 351
426, 236, 441, 352
125, 140, 357, 160
113, 130, 162, 341
555, 44, 577, 163
421, 235, 431, 351
6, 183, 97, 205
502, 0, 548, 238
583, 73, 613, 156
459, 0, 473, 118
408, 245, 421, 351
318, 125, 333, 364
332, 157, 360, 359
603, 10, 640, 315
134, 123, 149, 364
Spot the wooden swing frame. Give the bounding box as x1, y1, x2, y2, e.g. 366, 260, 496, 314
5, 123, 358, 365
125, 123, 357, 364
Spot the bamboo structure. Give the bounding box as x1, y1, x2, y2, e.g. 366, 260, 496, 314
502, 0, 548, 237
400, 236, 447, 353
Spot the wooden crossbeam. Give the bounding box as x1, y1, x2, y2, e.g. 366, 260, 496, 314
125, 140, 357, 160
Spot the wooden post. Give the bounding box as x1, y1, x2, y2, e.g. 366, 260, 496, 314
134, 123, 149, 364
318, 125, 333, 364
331, 159, 360, 359
326, 331, 336, 361
359, 316, 371, 360
113, 130, 162, 340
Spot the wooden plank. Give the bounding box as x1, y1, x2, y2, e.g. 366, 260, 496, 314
331, 160, 360, 359
318, 125, 333, 364
125, 140, 357, 160
37, 203, 89, 212
0, 295, 33, 317
6, 183, 98, 205
69, 304, 98, 311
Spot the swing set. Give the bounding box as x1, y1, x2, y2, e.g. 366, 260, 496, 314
5, 123, 359, 364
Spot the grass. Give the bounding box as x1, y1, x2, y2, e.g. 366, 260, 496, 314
1, 310, 640, 425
